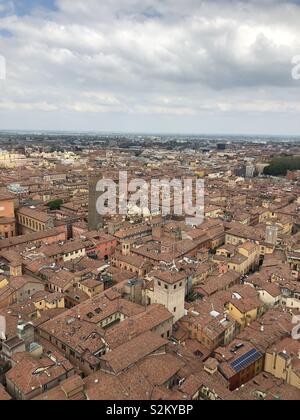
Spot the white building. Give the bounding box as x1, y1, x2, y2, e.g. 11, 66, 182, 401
151, 271, 186, 322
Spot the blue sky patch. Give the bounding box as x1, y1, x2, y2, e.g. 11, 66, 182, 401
0, 28, 12, 37
0, 0, 57, 17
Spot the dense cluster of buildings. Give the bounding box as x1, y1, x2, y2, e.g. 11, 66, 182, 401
0, 135, 299, 401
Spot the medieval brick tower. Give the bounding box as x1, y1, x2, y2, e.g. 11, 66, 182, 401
88, 174, 104, 231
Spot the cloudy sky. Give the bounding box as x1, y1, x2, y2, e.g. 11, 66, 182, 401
0, 0, 300, 135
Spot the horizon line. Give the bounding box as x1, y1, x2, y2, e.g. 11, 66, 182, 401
0, 129, 299, 139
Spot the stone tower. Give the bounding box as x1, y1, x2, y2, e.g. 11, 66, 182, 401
152, 271, 186, 322
265, 225, 278, 246
88, 174, 104, 231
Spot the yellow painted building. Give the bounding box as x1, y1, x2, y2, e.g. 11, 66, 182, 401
194, 169, 206, 178
78, 279, 104, 298
229, 302, 258, 331
259, 243, 275, 257
0, 277, 8, 289
33, 293, 65, 311
228, 290, 262, 331
215, 242, 260, 276
265, 338, 300, 390
205, 206, 224, 219
0, 151, 27, 168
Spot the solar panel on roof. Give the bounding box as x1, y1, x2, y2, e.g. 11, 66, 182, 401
230, 348, 262, 373
231, 349, 256, 368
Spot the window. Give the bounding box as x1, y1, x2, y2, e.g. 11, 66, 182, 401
158, 281, 161, 286
165, 285, 168, 290
174, 307, 177, 313
174, 285, 177, 290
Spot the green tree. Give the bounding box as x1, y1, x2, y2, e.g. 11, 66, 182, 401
47, 199, 63, 211
264, 156, 300, 176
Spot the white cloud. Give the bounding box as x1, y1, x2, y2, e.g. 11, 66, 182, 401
0, 0, 300, 133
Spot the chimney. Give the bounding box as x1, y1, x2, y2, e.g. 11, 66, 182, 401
16, 318, 25, 339
128, 319, 135, 341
